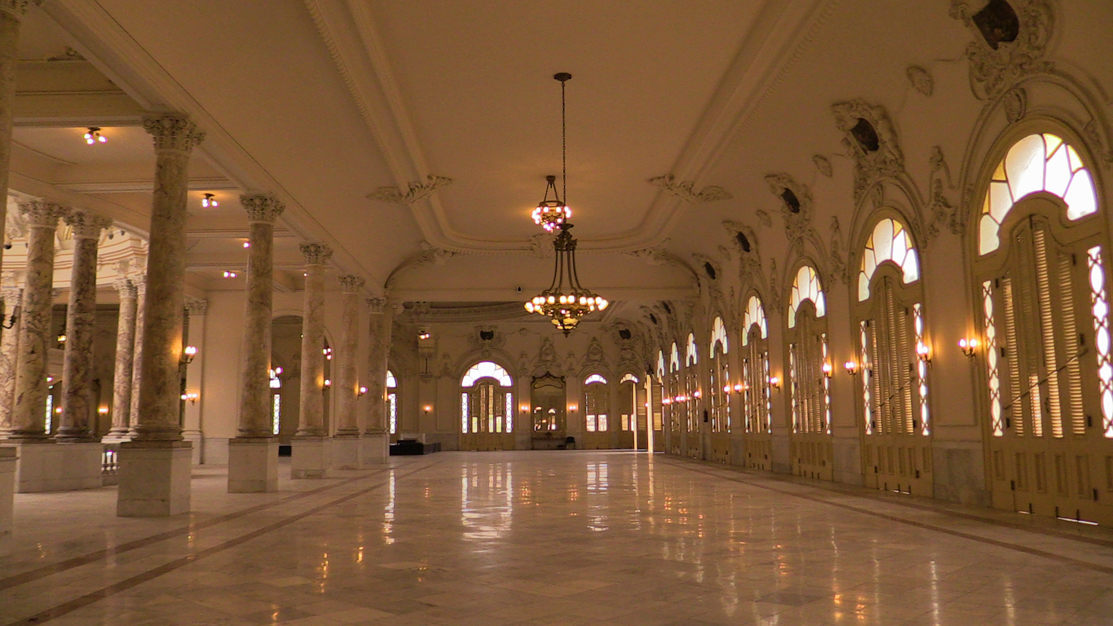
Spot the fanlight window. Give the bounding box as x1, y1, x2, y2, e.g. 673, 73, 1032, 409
789, 265, 826, 328
386, 370, 397, 388
710, 317, 728, 356
387, 369, 397, 435
461, 361, 513, 387
742, 296, 768, 345
686, 332, 698, 366
858, 218, 920, 301
979, 133, 1098, 255
669, 343, 680, 373
620, 372, 639, 384
585, 374, 607, 386
656, 351, 665, 379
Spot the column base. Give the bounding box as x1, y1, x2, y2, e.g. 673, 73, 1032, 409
11, 441, 103, 493
100, 432, 131, 444
360, 433, 389, 466
291, 437, 330, 479
330, 436, 361, 470
228, 438, 279, 493
116, 441, 192, 517
0, 447, 16, 557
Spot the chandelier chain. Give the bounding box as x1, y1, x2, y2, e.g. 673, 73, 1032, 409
562, 77, 567, 207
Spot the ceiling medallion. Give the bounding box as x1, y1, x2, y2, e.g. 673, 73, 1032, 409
524, 72, 608, 335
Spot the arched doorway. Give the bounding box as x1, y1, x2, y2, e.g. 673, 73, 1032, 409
459, 361, 514, 451
530, 373, 567, 449
786, 264, 833, 480
582, 374, 611, 449
741, 294, 772, 470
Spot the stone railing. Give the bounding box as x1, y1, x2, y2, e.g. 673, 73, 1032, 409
101, 444, 120, 485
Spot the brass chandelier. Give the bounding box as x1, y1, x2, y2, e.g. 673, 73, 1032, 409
524, 73, 608, 335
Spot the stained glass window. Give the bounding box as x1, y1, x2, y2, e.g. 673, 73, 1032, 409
461, 361, 513, 387
858, 218, 920, 301
788, 265, 826, 328
742, 295, 768, 345
1087, 246, 1113, 438
710, 317, 728, 356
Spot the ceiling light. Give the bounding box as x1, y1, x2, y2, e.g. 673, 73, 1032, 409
243, 241, 251, 248
418, 331, 431, 340
532, 175, 570, 233
524, 73, 608, 335
84, 127, 106, 145
201, 193, 219, 208
223, 271, 238, 278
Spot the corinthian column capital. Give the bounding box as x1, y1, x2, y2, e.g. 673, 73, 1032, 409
142, 113, 205, 153
64, 210, 113, 239
366, 297, 387, 314
240, 194, 286, 224
113, 278, 137, 299
0, 0, 41, 18
300, 243, 333, 266
18, 200, 67, 228
339, 275, 365, 293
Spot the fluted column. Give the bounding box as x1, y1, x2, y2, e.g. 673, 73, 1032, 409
117, 114, 203, 517
235, 195, 284, 438
127, 276, 145, 432
6, 200, 66, 440
0, 1, 40, 274
56, 211, 111, 442
334, 276, 363, 438
106, 277, 137, 440
131, 114, 203, 442
291, 243, 331, 479
0, 282, 21, 436
361, 297, 392, 464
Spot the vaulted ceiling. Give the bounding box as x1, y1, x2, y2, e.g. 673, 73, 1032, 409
10, 1, 1113, 320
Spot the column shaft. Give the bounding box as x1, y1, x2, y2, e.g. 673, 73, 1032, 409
0, 2, 38, 270
128, 278, 145, 432
235, 196, 283, 437
7, 201, 65, 440
334, 276, 363, 437
107, 279, 137, 438
132, 115, 203, 441
0, 284, 21, 435
57, 211, 110, 441
365, 300, 393, 435
296, 244, 331, 437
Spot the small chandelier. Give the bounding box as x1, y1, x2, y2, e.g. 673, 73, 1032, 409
524, 73, 608, 335
532, 175, 570, 233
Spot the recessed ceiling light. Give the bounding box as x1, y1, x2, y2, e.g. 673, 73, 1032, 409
84, 127, 106, 145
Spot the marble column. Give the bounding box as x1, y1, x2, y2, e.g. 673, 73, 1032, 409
7, 200, 66, 442
331, 275, 363, 470
117, 114, 203, 517
291, 242, 331, 479
0, 1, 40, 274
104, 277, 137, 441
127, 275, 146, 433
56, 210, 111, 442
181, 298, 206, 464
0, 282, 21, 438
228, 194, 284, 492
361, 297, 392, 465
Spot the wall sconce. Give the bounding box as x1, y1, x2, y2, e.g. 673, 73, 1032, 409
180, 392, 199, 405
56, 333, 67, 346
959, 338, 979, 358
418, 331, 431, 340
222, 270, 238, 278
844, 360, 860, 376
98, 406, 109, 416
358, 386, 368, 396
693, 390, 702, 399
768, 376, 781, 390
46, 376, 53, 384
916, 342, 932, 366
733, 383, 745, 393
821, 362, 833, 378
568, 404, 578, 412
723, 384, 731, 394
322, 347, 333, 360
423, 405, 432, 414
181, 345, 198, 364
323, 379, 332, 388
242, 241, 251, 248
661, 398, 672, 405
520, 404, 530, 413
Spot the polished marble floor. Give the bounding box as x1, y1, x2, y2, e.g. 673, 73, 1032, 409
2, 452, 1113, 626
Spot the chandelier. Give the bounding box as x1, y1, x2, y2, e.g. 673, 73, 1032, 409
524, 73, 608, 335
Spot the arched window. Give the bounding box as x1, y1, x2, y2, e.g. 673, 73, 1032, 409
789, 265, 826, 328
685, 332, 699, 438
978, 133, 1098, 255
973, 131, 1111, 523
741, 295, 772, 435
270, 367, 282, 435
787, 264, 831, 437
387, 370, 398, 435
667, 342, 681, 450
584, 374, 609, 433
709, 317, 730, 434
460, 361, 513, 439
855, 217, 932, 494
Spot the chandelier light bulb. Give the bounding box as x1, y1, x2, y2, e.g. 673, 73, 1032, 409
84, 127, 106, 145
201, 193, 219, 208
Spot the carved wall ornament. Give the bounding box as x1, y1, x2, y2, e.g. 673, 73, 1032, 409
1083, 120, 1113, 166
583, 337, 608, 367
468, 324, 505, 358
812, 154, 833, 178
722, 220, 763, 285
767, 258, 784, 313
529, 232, 555, 259
831, 99, 905, 204
692, 253, 722, 282
648, 174, 732, 204
1002, 86, 1027, 122
828, 217, 848, 285
368, 175, 454, 205
535, 336, 559, 373
950, 0, 1054, 100
241, 194, 286, 224
927, 146, 962, 238
763, 173, 814, 255
754, 209, 772, 228
717, 245, 731, 264
906, 65, 934, 96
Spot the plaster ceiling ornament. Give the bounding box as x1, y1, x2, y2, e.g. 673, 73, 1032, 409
1002, 86, 1027, 122
717, 245, 732, 264
831, 99, 905, 204
754, 209, 772, 228
764, 173, 815, 255
812, 155, 833, 178
367, 175, 454, 205
692, 253, 722, 284
386, 243, 458, 288
906, 65, 934, 96
647, 174, 732, 204
950, 0, 1054, 101
528, 232, 555, 259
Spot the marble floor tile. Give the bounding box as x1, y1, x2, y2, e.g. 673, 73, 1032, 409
2, 452, 1113, 626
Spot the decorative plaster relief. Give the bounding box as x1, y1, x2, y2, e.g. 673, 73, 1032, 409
368, 175, 454, 205
906, 65, 934, 96
831, 99, 905, 204
812, 155, 833, 178
763, 173, 814, 255
648, 174, 732, 204
754, 209, 772, 228
1001, 86, 1027, 122
950, 0, 1054, 100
